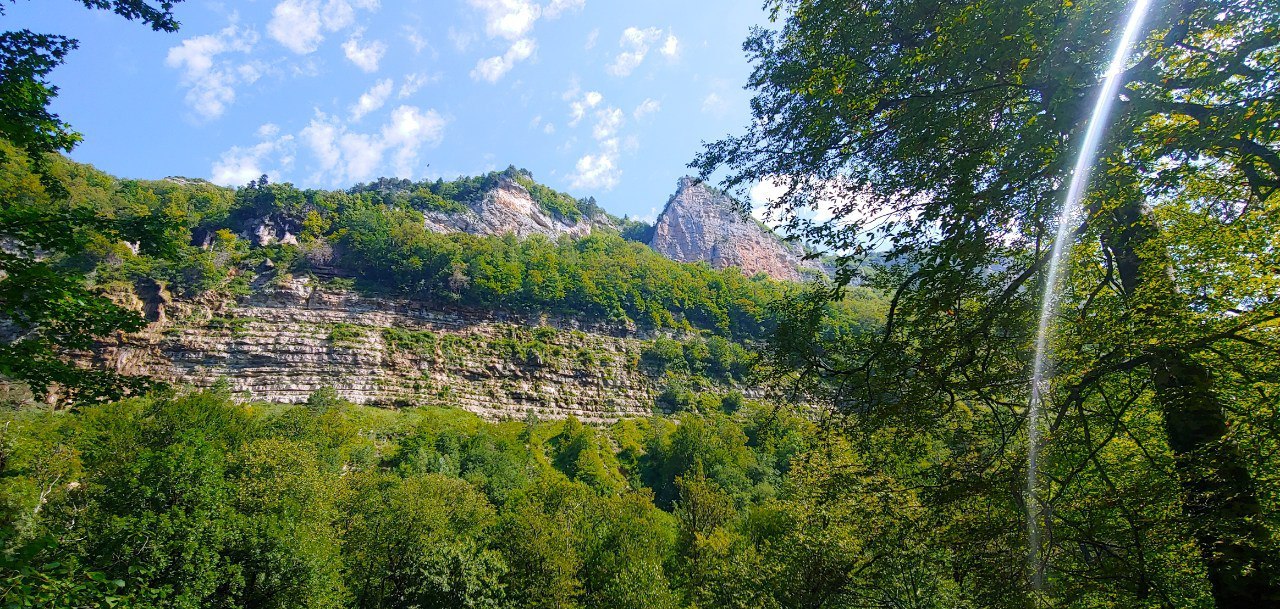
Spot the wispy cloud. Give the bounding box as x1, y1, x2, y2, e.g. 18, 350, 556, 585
471, 38, 536, 83
165, 20, 261, 121
398, 72, 438, 98
570, 138, 620, 190
466, 0, 583, 83
701, 92, 729, 115
607, 27, 678, 76
267, 0, 379, 54
633, 98, 661, 120
543, 0, 585, 18
300, 105, 447, 183
211, 123, 295, 185
403, 26, 430, 54
468, 0, 541, 40
592, 107, 623, 140
567, 89, 603, 127
568, 89, 626, 190
349, 78, 393, 120
342, 30, 387, 72
213, 94, 445, 186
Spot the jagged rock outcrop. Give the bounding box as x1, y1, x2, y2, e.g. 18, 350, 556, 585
649, 177, 822, 281
243, 214, 300, 246
81, 277, 758, 423
422, 176, 609, 239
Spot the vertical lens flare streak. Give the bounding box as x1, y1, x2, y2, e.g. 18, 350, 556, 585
1026, 0, 1153, 593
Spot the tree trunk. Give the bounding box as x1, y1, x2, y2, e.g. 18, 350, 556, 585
1106, 199, 1277, 606
1151, 348, 1275, 606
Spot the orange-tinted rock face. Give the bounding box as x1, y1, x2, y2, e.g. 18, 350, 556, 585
648, 177, 821, 281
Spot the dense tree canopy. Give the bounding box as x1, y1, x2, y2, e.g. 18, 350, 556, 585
0, 389, 899, 608
0, 0, 188, 403
698, 0, 1279, 605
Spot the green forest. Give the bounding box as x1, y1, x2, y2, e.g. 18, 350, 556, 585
3, 0, 1279, 607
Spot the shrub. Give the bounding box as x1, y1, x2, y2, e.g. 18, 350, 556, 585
328, 323, 365, 347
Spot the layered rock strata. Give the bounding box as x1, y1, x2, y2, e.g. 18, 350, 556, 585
85, 278, 751, 423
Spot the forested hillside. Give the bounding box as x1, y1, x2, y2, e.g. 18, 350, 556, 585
7, 142, 792, 340
3, 0, 1278, 607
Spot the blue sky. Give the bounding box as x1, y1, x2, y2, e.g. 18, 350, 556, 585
10, 0, 773, 221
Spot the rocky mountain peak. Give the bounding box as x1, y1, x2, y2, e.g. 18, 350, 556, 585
648, 177, 821, 281
422, 174, 608, 239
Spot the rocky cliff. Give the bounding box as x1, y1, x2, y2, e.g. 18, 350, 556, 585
83, 277, 756, 423
649, 177, 822, 281
422, 176, 608, 239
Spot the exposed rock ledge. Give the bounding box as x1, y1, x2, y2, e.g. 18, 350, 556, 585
421, 176, 609, 239
84, 277, 759, 423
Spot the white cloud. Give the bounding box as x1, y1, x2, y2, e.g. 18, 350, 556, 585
471, 38, 536, 83
701, 92, 729, 115
572, 100, 627, 190
543, 0, 585, 18
607, 26, 679, 77
267, 0, 324, 53
633, 98, 660, 119
299, 106, 447, 183
165, 22, 260, 120
570, 138, 620, 190
267, 0, 377, 54
448, 27, 476, 51
468, 0, 541, 40
211, 125, 295, 186
212, 142, 278, 185
660, 32, 680, 58
584, 28, 599, 50
383, 106, 447, 176
531, 113, 555, 134
607, 27, 662, 77
342, 31, 387, 72
592, 107, 623, 140
398, 72, 437, 98
567, 89, 602, 126
301, 117, 342, 173
749, 178, 788, 224
466, 0, 580, 82
350, 78, 393, 120
560, 78, 581, 100
404, 27, 429, 54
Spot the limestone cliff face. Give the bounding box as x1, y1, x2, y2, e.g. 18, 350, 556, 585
88, 277, 750, 423
422, 176, 608, 239
649, 178, 821, 281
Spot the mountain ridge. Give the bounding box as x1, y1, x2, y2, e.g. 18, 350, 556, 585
193, 168, 824, 282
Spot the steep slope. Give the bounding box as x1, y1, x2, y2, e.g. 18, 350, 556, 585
649, 177, 822, 281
